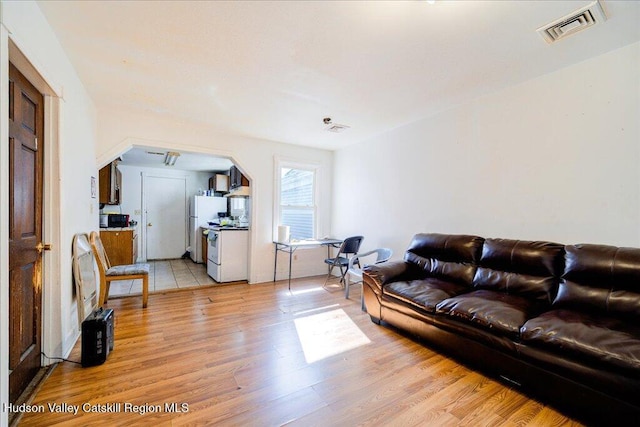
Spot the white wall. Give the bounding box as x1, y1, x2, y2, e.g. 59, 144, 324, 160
112, 164, 211, 260
96, 108, 334, 284
0, 1, 98, 425
333, 42, 640, 260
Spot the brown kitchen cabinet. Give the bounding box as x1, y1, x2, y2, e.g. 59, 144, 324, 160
100, 229, 138, 266
99, 161, 122, 205
208, 173, 229, 193
229, 165, 249, 189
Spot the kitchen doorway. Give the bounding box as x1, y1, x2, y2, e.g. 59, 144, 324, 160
142, 173, 187, 260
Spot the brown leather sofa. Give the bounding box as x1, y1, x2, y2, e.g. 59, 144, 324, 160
362, 233, 640, 424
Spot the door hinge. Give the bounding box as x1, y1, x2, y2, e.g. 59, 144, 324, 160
35, 137, 38, 151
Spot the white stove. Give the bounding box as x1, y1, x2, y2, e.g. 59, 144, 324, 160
207, 228, 248, 282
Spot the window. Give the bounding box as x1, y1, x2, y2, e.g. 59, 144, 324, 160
277, 164, 317, 240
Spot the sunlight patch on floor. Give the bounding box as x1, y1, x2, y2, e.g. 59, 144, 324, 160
294, 303, 340, 317
288, 286, 326, 296
294, 308, 371, 363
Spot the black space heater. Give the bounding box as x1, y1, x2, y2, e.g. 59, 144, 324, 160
81, 307, 114, 367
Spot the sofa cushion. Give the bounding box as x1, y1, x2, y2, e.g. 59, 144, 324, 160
436, 290, 543, 339
473, 239, 564, 304
404, 233, 484, 286
479, 238, 565, 277
385, 278, 468, 313
473, 268, 558, 303
106, 263, 150, 276
521, 309, 640, 373
554, 244, 640, 319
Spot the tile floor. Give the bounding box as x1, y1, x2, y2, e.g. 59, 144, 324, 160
108, 259, 215, 298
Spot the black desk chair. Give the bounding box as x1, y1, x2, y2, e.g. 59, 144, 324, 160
324, 235, 364, 287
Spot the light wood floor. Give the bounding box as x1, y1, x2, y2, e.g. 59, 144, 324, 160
18, 277, 581, 426
108, 259, 212, 297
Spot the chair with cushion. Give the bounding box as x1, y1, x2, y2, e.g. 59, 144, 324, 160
89, 231, 150, 308
324, 235, 364, 287
345, 248, 393, 310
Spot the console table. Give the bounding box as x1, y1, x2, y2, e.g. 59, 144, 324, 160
273, 238, 343, 290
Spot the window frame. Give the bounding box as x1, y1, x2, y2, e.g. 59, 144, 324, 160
274, 158, 320, 241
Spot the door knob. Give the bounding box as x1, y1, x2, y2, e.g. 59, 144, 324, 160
36, 242, 52, 253
147, 223, 152, 227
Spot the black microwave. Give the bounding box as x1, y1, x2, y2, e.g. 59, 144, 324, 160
108, 214, 129, 228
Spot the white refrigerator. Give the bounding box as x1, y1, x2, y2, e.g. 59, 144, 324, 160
189, 196, 227, 263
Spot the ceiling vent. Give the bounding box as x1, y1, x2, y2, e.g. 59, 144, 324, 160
537, 0, 607, 44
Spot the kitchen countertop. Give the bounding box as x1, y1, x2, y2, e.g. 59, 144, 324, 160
208, 226, 249, 231
100, 227, 137, 232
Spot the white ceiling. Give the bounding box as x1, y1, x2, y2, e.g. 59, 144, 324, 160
38, 1, 640, 152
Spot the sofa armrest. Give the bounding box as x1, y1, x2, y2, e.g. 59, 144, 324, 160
363, 261, 412, 294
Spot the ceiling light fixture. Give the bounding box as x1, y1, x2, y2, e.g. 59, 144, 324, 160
164, 151, 180, 166
323, 117, 350, 133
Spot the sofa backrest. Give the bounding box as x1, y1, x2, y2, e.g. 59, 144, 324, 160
404, 233, 484, 286
554, 244, 640, 319
473, 238, 565, 303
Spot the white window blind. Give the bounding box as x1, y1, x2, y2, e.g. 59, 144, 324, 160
279, 167, 316, 239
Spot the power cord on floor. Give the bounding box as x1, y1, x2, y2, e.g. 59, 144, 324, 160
41, 352, 81, 365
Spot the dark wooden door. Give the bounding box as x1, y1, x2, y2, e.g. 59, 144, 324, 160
8, 63, 44, 403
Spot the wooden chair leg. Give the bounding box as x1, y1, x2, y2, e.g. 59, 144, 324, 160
142, 274, 149, 308
102, 281, 111, 306
98, 282, 106, 307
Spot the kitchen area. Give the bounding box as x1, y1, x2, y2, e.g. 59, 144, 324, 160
190, 177, 250, 283
97, 149, 251, 296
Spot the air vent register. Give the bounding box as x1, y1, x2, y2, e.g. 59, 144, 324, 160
537, 0, 607, 44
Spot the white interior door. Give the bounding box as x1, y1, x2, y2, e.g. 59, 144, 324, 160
143, 174, 187, 260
